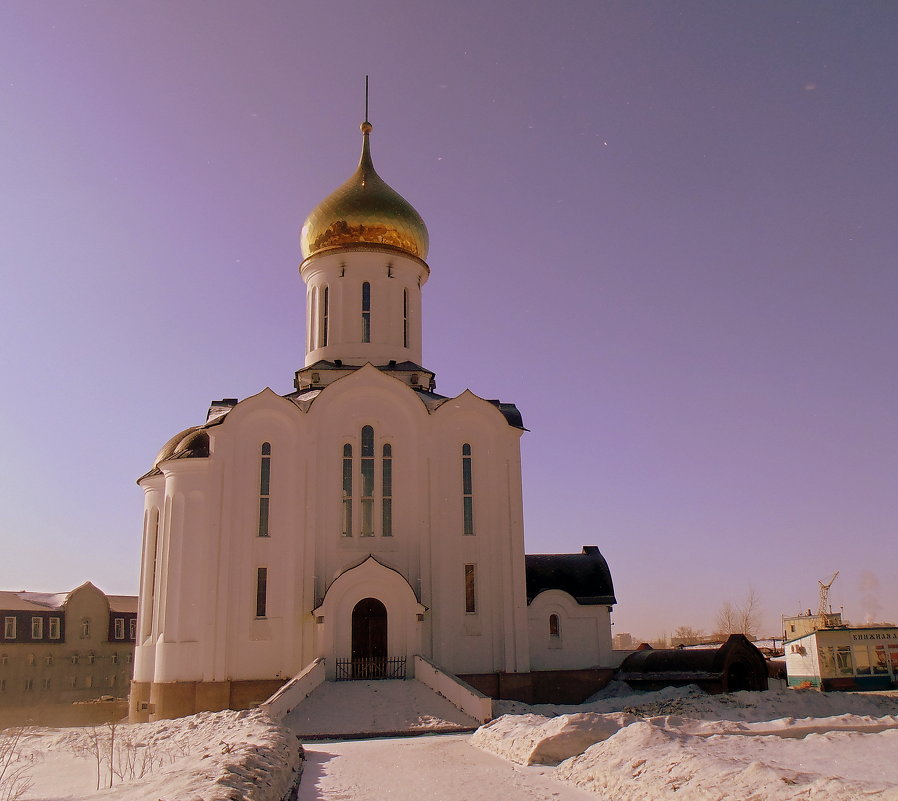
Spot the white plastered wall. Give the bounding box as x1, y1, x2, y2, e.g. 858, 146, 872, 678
527, 589, 611, 671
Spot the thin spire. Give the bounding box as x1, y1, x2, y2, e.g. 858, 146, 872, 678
364, 75, 369, 124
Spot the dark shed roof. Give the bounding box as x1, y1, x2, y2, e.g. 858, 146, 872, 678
525, 546, 616, 605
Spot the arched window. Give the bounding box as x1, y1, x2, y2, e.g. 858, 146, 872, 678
322, 286, 329, 347
258, 442, 271, 537
342, 444, 353, 537
549, 614, 561, 638
382, 444, 392, 536
81, 619, 90, 639
402, 288, 409, 349
361, 282, 371, 343
462, 444, 474, 535
360, 425, 375, 536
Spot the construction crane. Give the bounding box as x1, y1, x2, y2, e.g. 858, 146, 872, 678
818, 571, 839, 617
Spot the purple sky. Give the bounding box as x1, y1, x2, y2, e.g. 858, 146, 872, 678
1, 2, 896, 641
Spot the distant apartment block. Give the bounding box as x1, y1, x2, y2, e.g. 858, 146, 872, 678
0, 582, 137, 709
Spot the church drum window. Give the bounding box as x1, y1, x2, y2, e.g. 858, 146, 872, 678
462, 444, 474, 535
382, 444, 392, 536
322, 286, 329, 347
402, 288, 409, 348
360, 426, 375, 536
361, 281, 371, 343
255, 567, 268, 618
342, 444, 353, 536
258, 442, 271, 537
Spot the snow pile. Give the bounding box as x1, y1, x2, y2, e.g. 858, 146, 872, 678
13, 708, 302, 801
475, 688, 898, 800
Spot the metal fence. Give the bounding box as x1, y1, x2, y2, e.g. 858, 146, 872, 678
335, 657, 407, 681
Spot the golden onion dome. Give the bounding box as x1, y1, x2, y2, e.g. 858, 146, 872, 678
300, 121, 429, 261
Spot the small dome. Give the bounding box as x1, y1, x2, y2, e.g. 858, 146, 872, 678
300, 122, 429, 262
154, 427, 210, 467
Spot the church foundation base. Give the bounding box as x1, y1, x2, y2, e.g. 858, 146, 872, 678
129, 679, 287, 722
457, 668, 615, 705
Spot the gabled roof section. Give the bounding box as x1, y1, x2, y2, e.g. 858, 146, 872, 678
525, 546, 616, 605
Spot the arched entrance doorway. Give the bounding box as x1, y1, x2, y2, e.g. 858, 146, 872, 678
351, 597, 387, 679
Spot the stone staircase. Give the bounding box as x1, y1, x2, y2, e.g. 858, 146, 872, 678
284, 678, 481, 739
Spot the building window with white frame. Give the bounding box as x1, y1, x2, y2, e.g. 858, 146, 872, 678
129, 618, 136, 640
3, 617, 15, 639
462, 444, 474, 535
114, 618, 125, 640
258, 442, 271, 537
49, 617, 60, 639
31, 617, 43, 639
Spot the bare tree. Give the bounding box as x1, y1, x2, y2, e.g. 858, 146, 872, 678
715, 589, 762, 640
672, 626, 704, 645
0, 727, 34, 801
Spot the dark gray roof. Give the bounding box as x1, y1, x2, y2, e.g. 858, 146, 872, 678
525, 546, 616, 605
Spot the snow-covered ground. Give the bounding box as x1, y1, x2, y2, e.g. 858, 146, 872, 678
5, 709, 301, 801
5, 684, 898, 800
475, 684, 898, 800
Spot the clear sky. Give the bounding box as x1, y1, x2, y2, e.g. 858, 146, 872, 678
1, 1, 896, 641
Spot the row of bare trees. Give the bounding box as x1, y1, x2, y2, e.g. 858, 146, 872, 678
643, 588, 763, 647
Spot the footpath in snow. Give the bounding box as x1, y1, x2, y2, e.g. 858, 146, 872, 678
297, 733, 596, 801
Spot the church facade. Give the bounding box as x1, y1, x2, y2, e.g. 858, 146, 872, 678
130, 119, 616, 722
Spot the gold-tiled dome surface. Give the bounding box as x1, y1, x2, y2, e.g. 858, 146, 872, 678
300, 125, 428, 261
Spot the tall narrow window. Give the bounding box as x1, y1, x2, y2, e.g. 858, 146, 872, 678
4, 617, 15, 639
309, 286, 317, 351
31, 618, 43, 639
342, 444, 353, 537
49, 617, 60, 640
402, 289, 409, 348
549, 614, 561, 638
464, 564, 477, 613
382, 444, 392, 536
256, 567, 268, 618
360, 425, 375, 536
361, 282, 371, 343
322, 286, 329, 347
462, 444, 474, 535
258, 442, 271, 537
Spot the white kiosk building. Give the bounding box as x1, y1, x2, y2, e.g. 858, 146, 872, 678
130, 119, 616, 721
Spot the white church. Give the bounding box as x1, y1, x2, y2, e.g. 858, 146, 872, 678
130, 118, 617, 722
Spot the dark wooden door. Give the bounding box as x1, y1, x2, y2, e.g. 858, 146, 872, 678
351, 597, 387, 676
